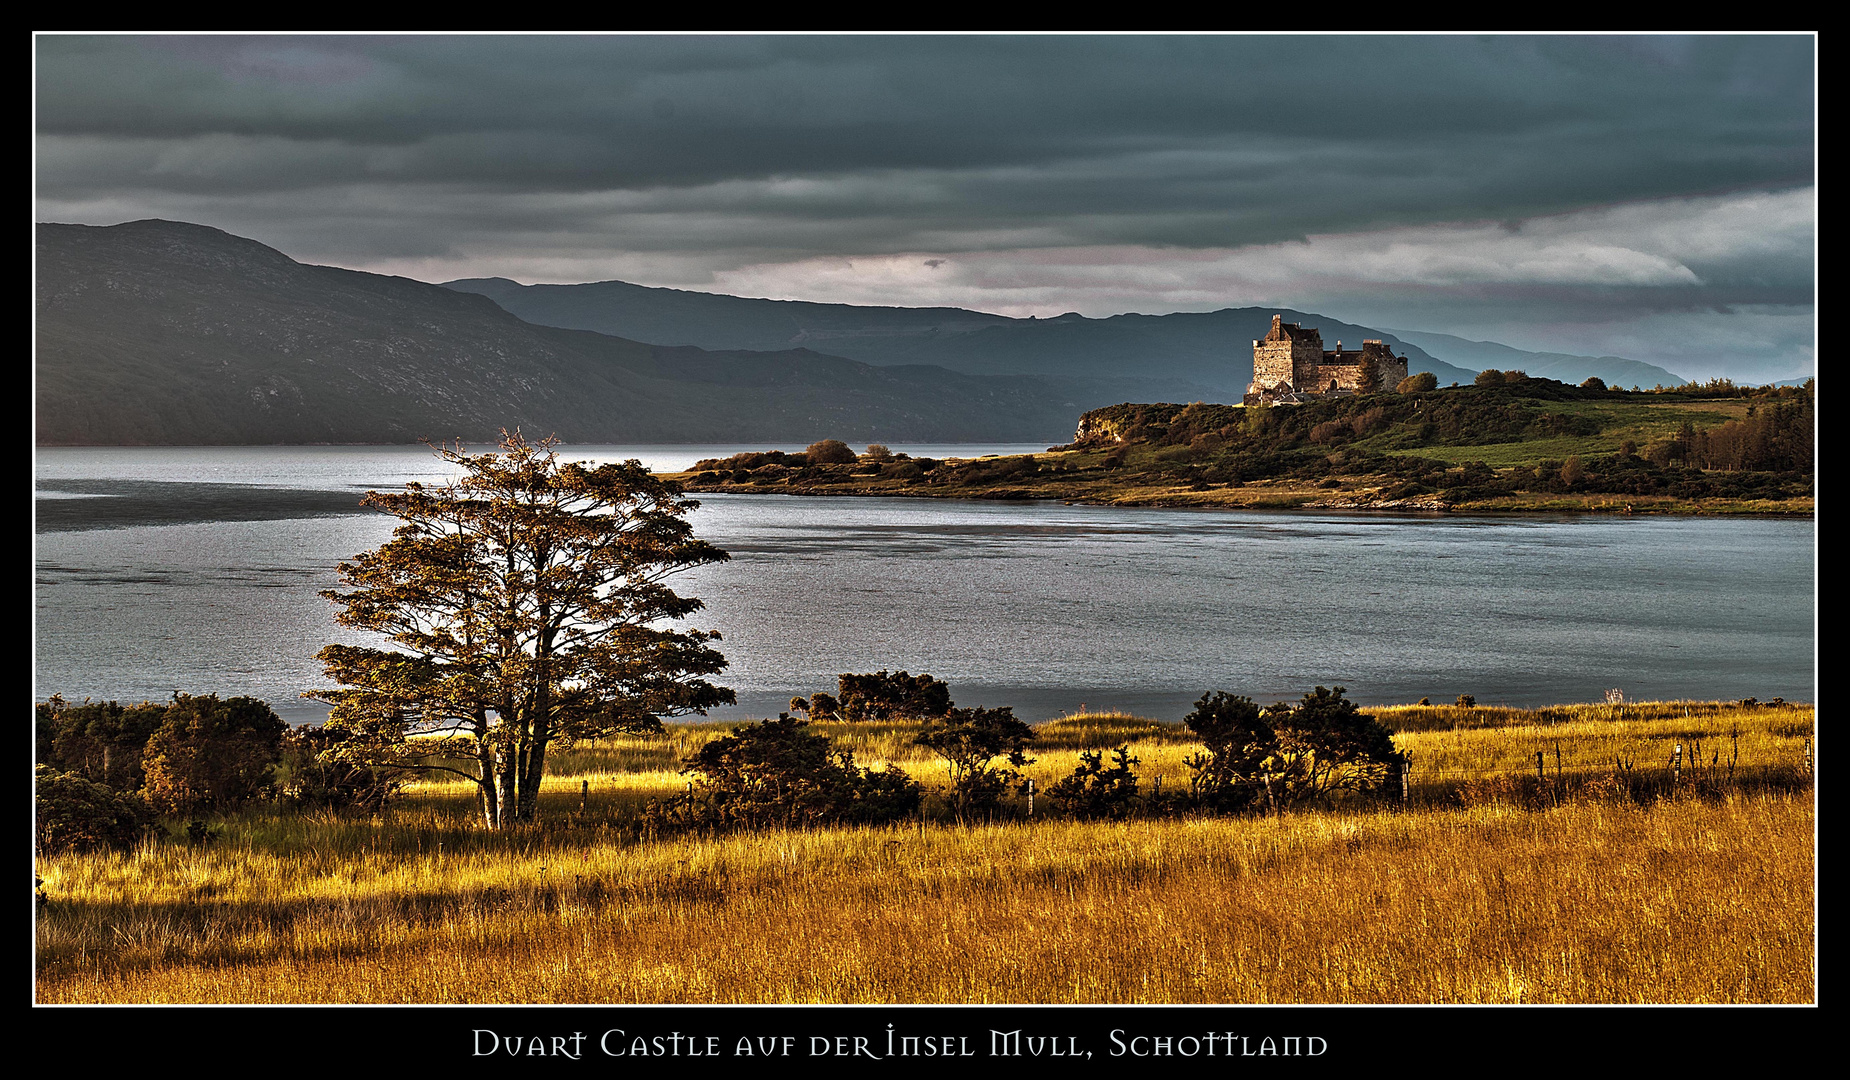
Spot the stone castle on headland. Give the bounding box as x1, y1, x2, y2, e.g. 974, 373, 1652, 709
1245, 314, 1409, 406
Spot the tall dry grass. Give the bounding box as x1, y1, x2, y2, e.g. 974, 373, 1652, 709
35, 700, 1814, 1005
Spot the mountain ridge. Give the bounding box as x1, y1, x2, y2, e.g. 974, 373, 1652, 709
440, 276, 1483, 393
35, 220, 1086, 445
37, 218, 1694, 447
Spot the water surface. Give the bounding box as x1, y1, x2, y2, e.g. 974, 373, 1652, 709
35, 446, 1815, 724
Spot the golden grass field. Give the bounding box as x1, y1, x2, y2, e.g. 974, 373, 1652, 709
35, 700, 1814, 1005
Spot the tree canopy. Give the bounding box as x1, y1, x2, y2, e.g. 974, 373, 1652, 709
312, 432, 732, 828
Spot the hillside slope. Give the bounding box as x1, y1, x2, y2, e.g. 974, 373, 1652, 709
35, 221, 1084, 445
443, 278, 1478, 396
1384, 328, 1685, 389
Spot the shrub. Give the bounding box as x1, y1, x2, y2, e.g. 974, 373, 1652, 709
827, 670, 953, 722
665, 714, 921, 828
141, 695, 287, 817
1308, 420, 1346, 445
36, 696, 166, 791
1397, 372, 1439, 394
1474, 369, 1507, 386
1181, 692, 1275, 811
1265, 686, 1402, 804
276, 726, 401, 812
35, 765, 153, 854
1183, 687, 1403, 811
806, 439, 857, 465
1047, 745, 1141, 819
1580, 376, 1608, 391
913, 706, 1035, 818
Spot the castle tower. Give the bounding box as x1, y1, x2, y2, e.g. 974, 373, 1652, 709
1250, 314, 1324, 397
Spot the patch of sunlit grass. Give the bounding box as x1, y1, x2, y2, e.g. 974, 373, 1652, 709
36, 699, 1813, 1004
37, 793, 1813, 1004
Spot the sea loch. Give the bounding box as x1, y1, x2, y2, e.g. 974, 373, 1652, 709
34, 445, 1815, 723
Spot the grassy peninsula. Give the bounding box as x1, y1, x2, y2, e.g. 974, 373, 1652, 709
36, 698, 1812, 1004
669, 377, 1814, 515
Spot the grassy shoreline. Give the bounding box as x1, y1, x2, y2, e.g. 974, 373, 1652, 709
36, 699, 1815, 1004
668, 463, 1815, 517
664, 382, 1814, 516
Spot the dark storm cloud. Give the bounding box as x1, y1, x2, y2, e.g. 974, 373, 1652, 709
37, 35, 1813, 254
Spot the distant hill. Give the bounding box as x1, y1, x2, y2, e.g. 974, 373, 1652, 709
444, 278, 1478, 397
35, 221, 1089, 445
1382, 328, 1685, 389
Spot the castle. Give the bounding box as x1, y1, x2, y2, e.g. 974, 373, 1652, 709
1245, 314, 1409, 405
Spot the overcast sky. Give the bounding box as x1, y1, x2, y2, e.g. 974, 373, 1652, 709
35, 34, 1815, 381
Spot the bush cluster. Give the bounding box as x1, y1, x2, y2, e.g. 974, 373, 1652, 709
1181, 687, 1402, 811
651, 714, 921, 829
36, 694, 392, 843
795, 670, 953, 723
139, 694, 289, 816
657, 672, 1043, 828
913, 706, 1036, 818
34, 764, 154, 854
276, 726, 401, 812
1046, 746, 1141, 819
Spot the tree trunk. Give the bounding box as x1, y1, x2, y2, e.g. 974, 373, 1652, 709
497, 760, 519, 828
478, 778, 499, 830
518, 736, 548, 824
520, 627, 553, 825
473, 708, 502, 830
477, 748, 500, 830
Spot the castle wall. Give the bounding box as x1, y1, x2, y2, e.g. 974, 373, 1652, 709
1304, 363, 1362, 391
1252, 340, 1302, 389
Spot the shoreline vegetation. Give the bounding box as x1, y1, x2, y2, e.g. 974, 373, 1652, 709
36, 696, 1815, 1004
665, 377, 1815, 517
